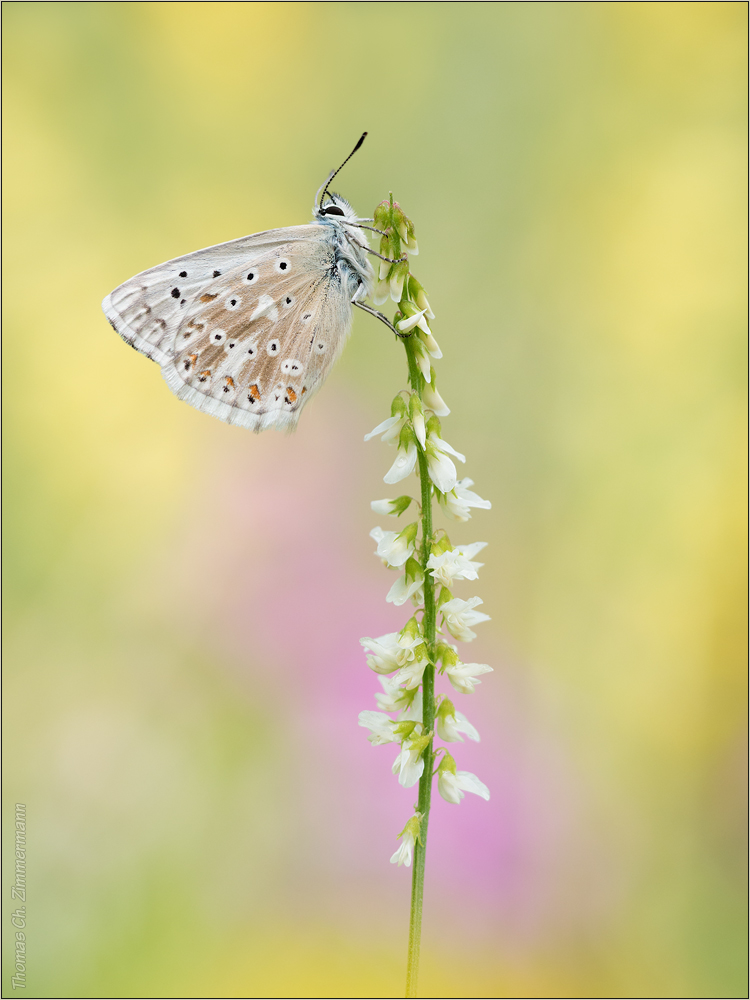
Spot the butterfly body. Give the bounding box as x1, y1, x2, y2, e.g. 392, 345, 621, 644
103, 193, 374, 431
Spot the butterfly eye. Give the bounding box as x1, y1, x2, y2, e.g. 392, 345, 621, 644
211, 329, 226, 344
266, 339, 280, 356
275, 259, 290, 273
225, 339, 237, 351
322, 205, 345, 217
225, 296, 241, 311
179, 271, 188, 278
244, 271, 258, 285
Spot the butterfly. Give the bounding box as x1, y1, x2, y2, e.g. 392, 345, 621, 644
102, 134, 399, 432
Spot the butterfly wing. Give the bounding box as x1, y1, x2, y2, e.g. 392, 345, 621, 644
102, 226, 325, 366
103, 225, 359, 431
162, 236, 355, 431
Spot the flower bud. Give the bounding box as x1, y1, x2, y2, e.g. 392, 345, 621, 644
370, 495, 414, 517
390, 260, 409, 303
373, 278, 390, 305
373, 201, 390, 230
409, 393, 426, 449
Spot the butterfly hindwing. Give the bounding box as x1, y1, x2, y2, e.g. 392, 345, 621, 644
161, 236, 354, 431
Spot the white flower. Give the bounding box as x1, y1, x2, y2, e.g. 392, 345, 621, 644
422, 377, 450, 416
438, 770, 490, 804
413, 283, 432, 316
440, 596, 491, 641
393, 656, 427, 690
360, 631, 426, 674
390, 835, 414, 867
374, 676, 419, 717
410, 336, 432, 382
384, 440, 418, 484
364, 414, 404, 444
358, 710, 400, 745
444, 661, 493, 694
436, 478, 491, 521
396, 307, 429, 334
392, 736, 427, 787
433, 435, 466, 464
390, 814, 421, 867
426, 542, 487, 588
386, 557, 424, 607
424, 435, 465, 494
418, 329, 442, 359
364, 398, 408, 444
425, 443, 457, 494
436, 701, 480, 742
370, 523, 417, 568
409, 394, 426, 449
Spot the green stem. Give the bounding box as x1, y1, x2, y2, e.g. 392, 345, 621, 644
404, 337, 436, 999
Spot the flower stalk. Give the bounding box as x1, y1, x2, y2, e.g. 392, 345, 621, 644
360, 195, 492, 998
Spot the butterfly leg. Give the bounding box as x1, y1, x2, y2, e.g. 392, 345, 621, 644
352, 299, 409, 339
347, 234, 406, 265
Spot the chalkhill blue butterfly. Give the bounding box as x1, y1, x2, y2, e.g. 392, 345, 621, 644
102, 133, 401, 432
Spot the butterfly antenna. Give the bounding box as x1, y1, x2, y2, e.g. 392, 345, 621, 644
318, 132, 368, 208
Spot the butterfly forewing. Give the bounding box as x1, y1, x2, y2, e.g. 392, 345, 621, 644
102, 226, 325, 366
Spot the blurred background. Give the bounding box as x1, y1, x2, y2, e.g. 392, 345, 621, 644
3, 3, 746, 997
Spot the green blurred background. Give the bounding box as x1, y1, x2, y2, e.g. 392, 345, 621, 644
3, 3, 746, 997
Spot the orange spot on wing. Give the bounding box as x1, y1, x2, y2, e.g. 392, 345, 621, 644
249, 384, 261, 401
225, 377, 235, 388
286, 387, 297, 403
301, 387, 307, 395
200, 293, 218, 303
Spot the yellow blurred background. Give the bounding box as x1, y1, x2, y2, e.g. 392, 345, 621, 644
3, 3, 746, 997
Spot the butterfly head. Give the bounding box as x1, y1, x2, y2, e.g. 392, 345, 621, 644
314, 191, 360, 224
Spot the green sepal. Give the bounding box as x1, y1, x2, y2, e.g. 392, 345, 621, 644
393, 720, 418, 741
374, 201, 391, 230
397, 811, 423, 845
391, 495, 414, 516
436, 698, 456, 723
426, 413, 442, 439
437, 751, 457, 776
397, 521, 419, 547
397, 421, 417, 451
400, 616, 422, 642
391, 394, 407, 418
436, 642, 459, 670
403, 555, 423, 581
437, 586, 453, 609
430, 533, 452, 558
